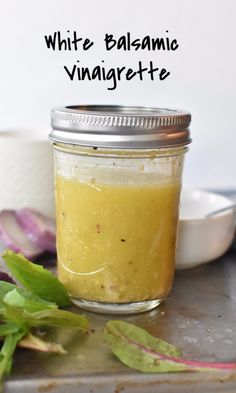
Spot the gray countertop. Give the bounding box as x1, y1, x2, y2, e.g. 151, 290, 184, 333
5, 250, 236, 393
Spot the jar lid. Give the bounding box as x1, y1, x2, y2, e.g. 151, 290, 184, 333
49, 105, 191, 149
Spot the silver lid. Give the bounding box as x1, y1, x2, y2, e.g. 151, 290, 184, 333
49, 105, 191, 149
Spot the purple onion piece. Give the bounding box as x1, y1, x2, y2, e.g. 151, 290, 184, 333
0, 210, 43, 259
16, 208, 56, 253
34, 251, 56, 266
0, 271, 16, 284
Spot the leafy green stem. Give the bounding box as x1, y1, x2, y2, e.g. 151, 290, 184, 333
0, 330, 26, 385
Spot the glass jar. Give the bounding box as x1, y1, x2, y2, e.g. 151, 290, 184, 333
49, 106, 191, 314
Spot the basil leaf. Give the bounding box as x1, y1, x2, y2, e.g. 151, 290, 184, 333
2, 250, 71, 307
105, 321, 236, 373
3, 288, 58, 313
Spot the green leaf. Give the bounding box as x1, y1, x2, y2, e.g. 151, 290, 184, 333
0, 322, 20, 336
19, 333, 67, 354
0, 281, 16, 299
2, 250, 71, 307
3, 288, 57, 313
104, 321, 236, 373
0, 301, 28, 328
105, 320, 182, 373
0, 251, 90, 386
0, 301, 88, 334
22, 309, 89, 333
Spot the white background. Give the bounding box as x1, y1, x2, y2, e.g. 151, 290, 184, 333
0, 0, 235, 190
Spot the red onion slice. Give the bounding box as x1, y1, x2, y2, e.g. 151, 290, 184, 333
0, 210, 43, 258
16, 208, 56, 253
0, 271, 15, 284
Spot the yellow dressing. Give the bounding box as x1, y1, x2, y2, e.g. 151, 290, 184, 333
56, 176, 181, 303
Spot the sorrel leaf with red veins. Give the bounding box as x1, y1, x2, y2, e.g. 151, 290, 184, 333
104, 321, 236, 373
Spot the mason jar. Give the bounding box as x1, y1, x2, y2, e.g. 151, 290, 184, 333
49, 106, 191, 314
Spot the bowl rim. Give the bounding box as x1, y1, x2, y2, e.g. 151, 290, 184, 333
179, 189, 235, 222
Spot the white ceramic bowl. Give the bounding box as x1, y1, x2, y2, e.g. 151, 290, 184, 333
176, 190, 235, 269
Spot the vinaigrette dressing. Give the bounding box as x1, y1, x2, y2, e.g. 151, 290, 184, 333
56, 176, 180, 303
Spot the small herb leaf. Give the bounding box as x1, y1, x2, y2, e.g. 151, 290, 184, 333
0, 322, 20, 336
0, 281, 16, 299
2, 250, 71, 307
3, 288, 58, 313
22, 308, 89, 332
0, 251, 89, 386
